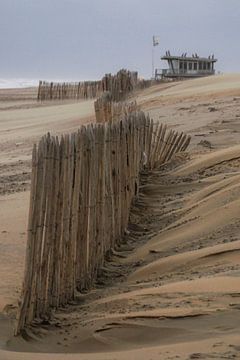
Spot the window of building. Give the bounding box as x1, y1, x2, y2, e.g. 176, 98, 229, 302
199, 62, 202, 70
194, 62, 197, 70
184, 62, 187, 70
189, 62, 193, 70
179, 62, 183, 70
207, 62, 211, 70
203, 62, 207, 70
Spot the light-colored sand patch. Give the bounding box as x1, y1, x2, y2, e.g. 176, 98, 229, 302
138, 73, 240, 105
0, 192, 29, 311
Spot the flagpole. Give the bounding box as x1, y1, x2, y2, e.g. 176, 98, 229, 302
152, 45, 154, 79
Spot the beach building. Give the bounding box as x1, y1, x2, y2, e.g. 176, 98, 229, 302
156, 51, 217, 79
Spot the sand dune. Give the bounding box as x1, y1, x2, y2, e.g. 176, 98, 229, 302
123, 166, 240, 263
138, 73, 240, 104
128, 240, 240, 283
174, 144, 240, 176
1, 74, 240, 359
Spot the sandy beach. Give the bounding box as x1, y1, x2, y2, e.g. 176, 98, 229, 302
1, 74, 240, 359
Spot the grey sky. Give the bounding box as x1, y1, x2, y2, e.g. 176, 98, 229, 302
1, 0, 240, 80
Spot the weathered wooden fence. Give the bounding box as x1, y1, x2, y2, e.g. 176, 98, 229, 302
148, 122, 190, 169
37, 69, 139, 101
16, 111, 190, 334
94, 92, 138, 123
37, 80, 103, 101
101, 70, 138, 101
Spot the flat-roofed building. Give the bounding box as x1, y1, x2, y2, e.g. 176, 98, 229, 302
156, 51, 217, 79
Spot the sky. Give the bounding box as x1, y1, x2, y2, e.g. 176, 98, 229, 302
0, 0, 240, 81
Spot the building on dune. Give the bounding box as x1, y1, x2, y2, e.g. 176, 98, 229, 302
156, 51, 217, 79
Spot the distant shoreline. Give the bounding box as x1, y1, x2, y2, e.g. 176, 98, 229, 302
0, 78, 102, 90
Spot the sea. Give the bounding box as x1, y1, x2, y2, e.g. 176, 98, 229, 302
0, 78, 39, 89
0, 77, 96, 89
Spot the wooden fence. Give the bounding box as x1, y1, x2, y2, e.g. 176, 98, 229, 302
94, 92, 138, 123
16, 111, 190, 334
148, 122, 191, 169
101, 70, 138, 102
37, 80, 103, 101
37, 69, 139, 102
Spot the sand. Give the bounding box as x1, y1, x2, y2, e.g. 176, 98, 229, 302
1, 74, 240, 359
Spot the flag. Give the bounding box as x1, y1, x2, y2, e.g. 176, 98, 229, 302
153, 36, 159, 47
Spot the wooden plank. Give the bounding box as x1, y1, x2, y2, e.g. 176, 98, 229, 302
16, 143, 38, 333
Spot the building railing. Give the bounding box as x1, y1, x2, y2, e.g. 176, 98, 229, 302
156, 68, 215, 77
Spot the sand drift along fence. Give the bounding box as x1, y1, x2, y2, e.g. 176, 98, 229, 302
16, 111, 190, 334
37, 69, 139, 101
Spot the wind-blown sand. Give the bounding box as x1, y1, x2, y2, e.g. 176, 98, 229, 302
1, 74, 240, 359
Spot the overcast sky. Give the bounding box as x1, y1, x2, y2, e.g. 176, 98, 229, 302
0, 0, 240, 80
